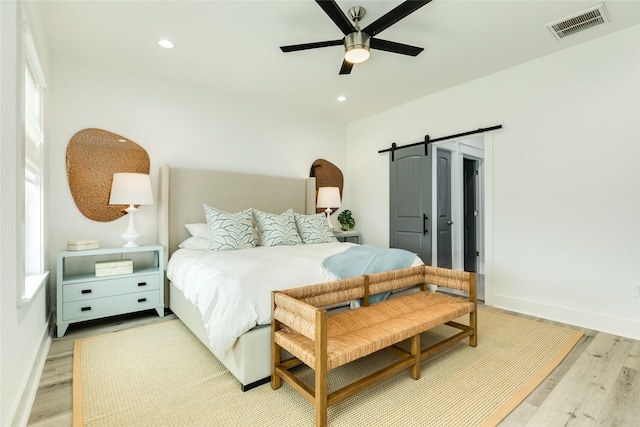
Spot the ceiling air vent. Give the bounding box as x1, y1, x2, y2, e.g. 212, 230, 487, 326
546, 3, 610, 40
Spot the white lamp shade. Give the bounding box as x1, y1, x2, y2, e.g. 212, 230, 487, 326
109, 173, 154, 206
317, 187, 341, 209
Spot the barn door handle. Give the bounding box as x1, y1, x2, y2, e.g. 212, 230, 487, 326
447, 220, 454, 225
423, 214, 428, 235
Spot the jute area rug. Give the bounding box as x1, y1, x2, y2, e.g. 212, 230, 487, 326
73, 309, 582, 427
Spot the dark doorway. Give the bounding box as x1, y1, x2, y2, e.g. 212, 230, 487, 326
463, 158, 478, 272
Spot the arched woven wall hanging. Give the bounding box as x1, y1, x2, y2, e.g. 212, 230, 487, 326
309, 159, 344, 214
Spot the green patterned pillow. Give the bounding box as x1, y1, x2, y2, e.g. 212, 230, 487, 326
203, 204, 255, 251
253, 209, 302, 247
294, 213, 337, 244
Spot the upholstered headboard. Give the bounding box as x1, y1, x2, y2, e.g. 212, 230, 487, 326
158, 164, 316, 260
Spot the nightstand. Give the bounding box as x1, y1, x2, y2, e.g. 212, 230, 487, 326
56, 244, 164, 337
333, 230, 361, 244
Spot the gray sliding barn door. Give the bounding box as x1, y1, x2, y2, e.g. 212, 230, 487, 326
389, 145, 432, 265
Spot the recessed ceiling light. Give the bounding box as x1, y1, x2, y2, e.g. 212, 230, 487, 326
337, 96, 347, 102
158, 39, 174, 49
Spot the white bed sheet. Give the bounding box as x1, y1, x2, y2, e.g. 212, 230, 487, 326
166, 242, 354, 359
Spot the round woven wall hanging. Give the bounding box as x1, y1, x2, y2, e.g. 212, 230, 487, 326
66, 128, 150, 222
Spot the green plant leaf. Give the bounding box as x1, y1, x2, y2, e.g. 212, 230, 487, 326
337, 210, 355, 230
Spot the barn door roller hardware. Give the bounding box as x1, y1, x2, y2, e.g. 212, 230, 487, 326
379, 125, 503, 161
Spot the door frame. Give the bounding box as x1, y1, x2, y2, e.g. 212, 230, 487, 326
430, 137, 485, 275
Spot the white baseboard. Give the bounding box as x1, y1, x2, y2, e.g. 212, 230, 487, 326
10, 324, 52, 427
490, 293, 640, 341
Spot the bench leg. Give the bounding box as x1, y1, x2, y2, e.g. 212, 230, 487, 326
315, 384, 327, 427
315, 309, 328, 427
271, 325, 282, 390
315, 370, 328, 427
271, 370, 282, 390
411, 334, 421, 380
271, 378, 281, 389
469, 311, 478, 348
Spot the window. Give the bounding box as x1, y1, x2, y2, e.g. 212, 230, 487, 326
22, 32, 47, 303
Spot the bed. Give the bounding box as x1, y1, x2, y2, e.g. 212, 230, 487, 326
158, 165, 421, 390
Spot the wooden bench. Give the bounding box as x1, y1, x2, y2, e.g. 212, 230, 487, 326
271, 265, 477, 427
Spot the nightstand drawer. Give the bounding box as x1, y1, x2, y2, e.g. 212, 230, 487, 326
62, 274, 160, 303
62, 290, 160, 321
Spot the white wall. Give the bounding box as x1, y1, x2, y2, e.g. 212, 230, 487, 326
3, 8, 346, 421
346, 25, 640, 340
1, 1, 51, 425
47, 54, 347, 300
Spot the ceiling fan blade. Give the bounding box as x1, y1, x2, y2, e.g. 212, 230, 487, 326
363, 0, 432, 37
280, 39, 343, 53
316, 0, 355, 35
339, 60, 353, 75
370, 38, 424, 56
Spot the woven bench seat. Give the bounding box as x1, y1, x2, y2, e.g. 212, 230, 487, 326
271, 264, 477, 427
275, 291, 475, 371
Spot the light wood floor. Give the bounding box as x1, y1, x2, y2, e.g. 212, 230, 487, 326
27, 306, 639, 427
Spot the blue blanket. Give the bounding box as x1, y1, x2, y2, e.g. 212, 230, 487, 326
322, 245, 416, 304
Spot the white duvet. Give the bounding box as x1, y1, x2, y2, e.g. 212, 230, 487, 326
166, 242, 355, 358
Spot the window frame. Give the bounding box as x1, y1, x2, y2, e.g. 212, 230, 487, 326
20, 22, 48, 305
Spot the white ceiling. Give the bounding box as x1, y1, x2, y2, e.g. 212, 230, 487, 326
36, 0, 640, 123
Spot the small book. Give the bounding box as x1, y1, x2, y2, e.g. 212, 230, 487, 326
67, 240, 100, 250
95, 259, 133, 277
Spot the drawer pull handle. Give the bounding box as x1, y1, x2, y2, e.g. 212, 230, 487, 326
81, 306, 91, 312
81, 289, 92, 294
138, 282, 147, 287
138, 298, 147, 303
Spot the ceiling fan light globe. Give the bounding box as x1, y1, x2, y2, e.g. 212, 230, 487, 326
344, 31, 371, 64
344, 46, 370, 64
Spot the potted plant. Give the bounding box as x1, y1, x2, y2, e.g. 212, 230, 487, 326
337, 210, 356, 232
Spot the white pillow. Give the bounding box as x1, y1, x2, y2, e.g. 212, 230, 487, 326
203, 204, 256, 251
294, 213, 337, 244
253, 209, 302, 247
178, 236, 208, 250
185, 223, 209, 239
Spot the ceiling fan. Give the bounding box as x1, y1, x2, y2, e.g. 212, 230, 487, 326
280, 0, 432, 75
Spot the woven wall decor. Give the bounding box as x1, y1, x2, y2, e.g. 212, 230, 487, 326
309, 159, 344, 214
66, 128, 150, 222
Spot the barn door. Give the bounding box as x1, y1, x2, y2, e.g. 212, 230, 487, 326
389, 144, 432, 265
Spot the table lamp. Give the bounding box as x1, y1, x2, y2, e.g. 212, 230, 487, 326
109, 173, 154, 247
316, 187, 341, 230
